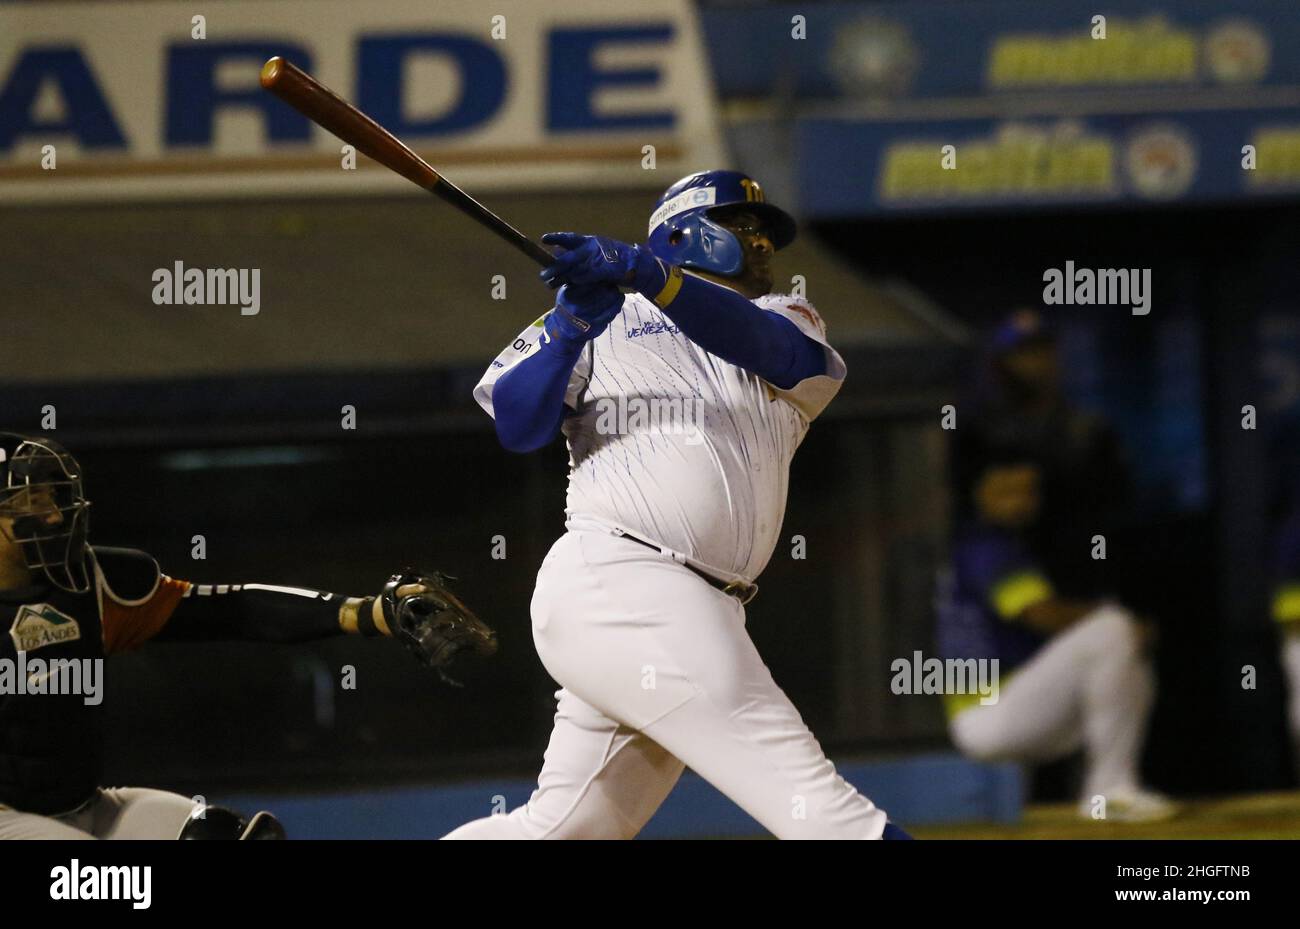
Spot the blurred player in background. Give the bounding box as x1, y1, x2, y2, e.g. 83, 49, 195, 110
0, 433, 495, 839
950, 309, 1130, 599
1272, 503, 1300, 774
937, 312, 1176, 821
445, 170, 909, 839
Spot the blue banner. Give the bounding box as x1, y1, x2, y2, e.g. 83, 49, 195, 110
703, 0, 1300, 100
794, 109, 1300, 215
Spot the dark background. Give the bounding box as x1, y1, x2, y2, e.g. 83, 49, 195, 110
3, 198, 1289, 802
3, 0, 1299, 817
821, 201, 1300, 795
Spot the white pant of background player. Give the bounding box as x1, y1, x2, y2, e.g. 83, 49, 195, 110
1283, 632, 1300, 777
948, 603, 1170, 818
444, 528, 889, 839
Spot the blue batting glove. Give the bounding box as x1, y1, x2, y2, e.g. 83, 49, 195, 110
544, 283, 625, 343
539, 232, 649, 289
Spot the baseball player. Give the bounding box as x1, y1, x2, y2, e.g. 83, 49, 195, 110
0, 432, 496, 839
935, 458, 1177, 821
950, 310, 1131, 601
445, 170, 908, 840
1271, 505, 1300, 771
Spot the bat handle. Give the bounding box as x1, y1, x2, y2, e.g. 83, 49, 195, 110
430, 180, 555, 267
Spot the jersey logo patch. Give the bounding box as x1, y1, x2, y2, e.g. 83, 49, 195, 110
9, 603, 82, 652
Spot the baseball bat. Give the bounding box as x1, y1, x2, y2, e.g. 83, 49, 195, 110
259, 56, 554, 268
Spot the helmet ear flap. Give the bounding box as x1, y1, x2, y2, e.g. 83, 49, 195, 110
683, 213, 746, 277
647, 213, 746, 278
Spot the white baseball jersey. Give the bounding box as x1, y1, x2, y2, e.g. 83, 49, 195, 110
474, 291, 846, 583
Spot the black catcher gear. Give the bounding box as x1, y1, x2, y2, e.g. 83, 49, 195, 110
379, 569, 498, 685
0, 434, 91, 593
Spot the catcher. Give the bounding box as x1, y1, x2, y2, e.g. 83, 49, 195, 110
0, 432, 496, 840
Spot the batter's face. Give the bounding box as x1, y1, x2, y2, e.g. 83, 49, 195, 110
695, 208, 775, 298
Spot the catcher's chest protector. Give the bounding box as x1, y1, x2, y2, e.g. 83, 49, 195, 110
0, 572, 106, 813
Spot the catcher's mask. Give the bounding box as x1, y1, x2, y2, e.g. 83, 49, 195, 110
0, 434, 91, 593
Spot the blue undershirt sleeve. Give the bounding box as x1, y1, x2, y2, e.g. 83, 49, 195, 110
489, 334, 586, 454
648, 274, 826, 389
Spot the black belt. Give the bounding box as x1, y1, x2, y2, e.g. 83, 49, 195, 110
618, 533, 759, 605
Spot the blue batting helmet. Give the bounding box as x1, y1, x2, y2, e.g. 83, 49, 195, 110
646, 170, 796, 277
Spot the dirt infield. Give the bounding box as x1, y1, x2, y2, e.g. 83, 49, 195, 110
913, 791, 1300, 840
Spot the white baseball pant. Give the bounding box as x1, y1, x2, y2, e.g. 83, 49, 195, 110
948, 603, 1155, 800
444, 529, 889, 839
0, 787, 198, 839
1282, 629, 1300, 771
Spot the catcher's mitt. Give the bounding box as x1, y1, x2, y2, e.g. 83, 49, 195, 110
380, 569, 497, 685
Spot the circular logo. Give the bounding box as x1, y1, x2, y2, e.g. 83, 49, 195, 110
826, 18, 919, 97
1204, 19, 1270, 84
1125, 125, 1197, 200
